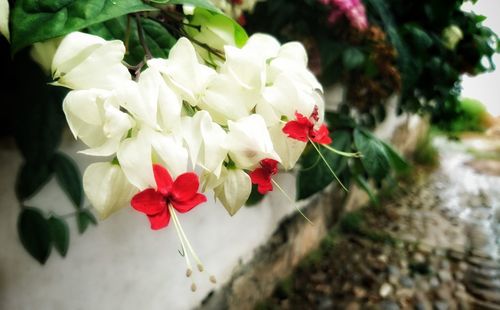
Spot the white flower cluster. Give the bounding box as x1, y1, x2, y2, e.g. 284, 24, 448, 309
52, 31, 325, 218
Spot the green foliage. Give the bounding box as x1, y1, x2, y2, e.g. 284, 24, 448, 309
48, 215, 70, 257
77, 209, 98, 234
18, 207, 52, 264
10, 0, 155, 53
150, 0, 220, 12
87, 16, 177, 65
434, 97, 489, 133
297, 130, 350, 200
412, 129, 439, 167
354, 129, 391, 179
51, 152, 83, 208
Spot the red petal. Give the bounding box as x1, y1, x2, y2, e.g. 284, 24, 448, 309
311, 124, 332, 145
294, 112, 311, 126
131, 189, 166, 215
260, 158, 279, 175
173, 193, 207, 213
147, 208, 171, 230
171, 172, 199, 202
257, 181, 273, 194
250, 168, 273, 194
282, 121, 309, 142
153, 164, 173, 196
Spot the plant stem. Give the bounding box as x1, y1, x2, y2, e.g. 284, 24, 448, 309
135, 13, 153, 60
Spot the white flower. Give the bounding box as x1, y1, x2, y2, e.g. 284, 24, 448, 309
0, 0, 9, 41
214, 168, 251, 216
31, 37, 62, 75
148, 38, 216, 106
83, 162, 137, 219
63, 89, 134, 156
226, 114, 280, 169
268, 123, 306, 170
117, 128, 188, 190
257, 73, 323, 126
51, 32, 131, 90
180, 111, 227, 177
116, 68, 182, 132
199, 74, 258, 124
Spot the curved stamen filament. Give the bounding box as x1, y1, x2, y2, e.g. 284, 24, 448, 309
271, 179, 314, 225
169, 205, 192, 275
169, 204, 217, 286
309, 139, 348, 192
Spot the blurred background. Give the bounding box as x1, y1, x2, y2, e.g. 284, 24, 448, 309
1, 0, 500, 309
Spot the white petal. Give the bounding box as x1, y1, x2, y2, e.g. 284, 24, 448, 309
215, 168, 251, 216
52, 32, 105, 75
116, 79, 158, 129
243, 33, 280, 61
226, 114, 280, 169
117, 130, 155, 190
148, 38, 216, 105
268, 124, 306, 170
83, 162, 137, 219
52, 33, 131, 90
149, 131, 189, 178
0, 0, 9, 41
30, 37, 62, 75
221, 45, 266, 90
200, 74, 256, 124
63, 89, 108, 146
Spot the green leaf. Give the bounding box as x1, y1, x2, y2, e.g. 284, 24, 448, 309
380, 142, 410, 172
51, 152, 83, 208
48, 215, 70, 257
87, 16, 177, 65
297, 130, 351, 200
77, 209, 98, 234
16, 162, 53, 201
353, 129, 390, 180
150, 0, 221, 12
13, 54, 66, 166
18, 207, 52, 264
354, 174, 379, 205
342, 47, 365, 69
10, 0, 155, 53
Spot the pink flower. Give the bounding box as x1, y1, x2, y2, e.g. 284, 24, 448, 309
320, 0, 368, 31
131, 164, 207, 230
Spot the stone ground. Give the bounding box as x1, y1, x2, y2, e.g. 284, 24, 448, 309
257, 136, 500, 310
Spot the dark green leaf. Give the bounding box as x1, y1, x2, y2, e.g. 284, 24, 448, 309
15, 162, 53, 201
353, 129, 390, 180
13, 54, 66, 165
297, 130, 351, 200
354, 174, 379, 205
51, 153, 83, 208
18, 207, 52, 264
342, 47, 365, 69
380, 142, 410, 172
48, 215, 70, 257
150, 0, 220, 12
77, 209, 98, 234
10, 0, 155, 53
87, 16, 176, 65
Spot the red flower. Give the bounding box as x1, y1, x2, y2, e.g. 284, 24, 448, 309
282, 107, 332, 145
249, 159, 279, 194
131, 164, 207, 230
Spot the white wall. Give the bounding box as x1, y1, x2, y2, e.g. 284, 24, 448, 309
461, 0, 500, 116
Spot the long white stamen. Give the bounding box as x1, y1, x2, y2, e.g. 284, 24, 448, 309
170, 207, 204, 271
309, 139, 348, 192
271, 179, 314, 225
169, 205, 192, 275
